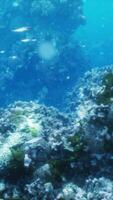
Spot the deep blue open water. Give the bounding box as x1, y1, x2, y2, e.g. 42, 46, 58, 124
77, 0, 113, 67
0, 0, 112, 109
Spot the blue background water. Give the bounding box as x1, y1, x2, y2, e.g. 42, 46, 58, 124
76, 0, 113, 67
0, 0, 113, 109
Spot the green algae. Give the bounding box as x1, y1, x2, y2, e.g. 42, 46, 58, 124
22, 125, 39, 137
10, 144, 25, 166
9, 110, 24, 127
68, 133, 83, 153
97, 71, 113, 105
49, 131, 84, 183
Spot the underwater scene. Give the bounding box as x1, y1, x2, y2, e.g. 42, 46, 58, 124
0, 0, 113, 199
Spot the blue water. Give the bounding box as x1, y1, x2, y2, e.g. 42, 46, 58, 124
0, 0, 112, 109
76, 0, 113, 67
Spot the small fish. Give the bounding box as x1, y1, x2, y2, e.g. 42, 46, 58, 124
21, 38, 37, 43
9, 55, 18, 60
21, 38, 31, 43
12, 26, 30, 33
0, 50, 5, 54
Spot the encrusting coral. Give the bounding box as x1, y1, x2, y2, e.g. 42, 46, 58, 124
1, 66, 113, 199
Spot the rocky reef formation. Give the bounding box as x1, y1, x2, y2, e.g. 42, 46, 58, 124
69, 65, 113, 153
0, 0, 87, 107
0, 101, 83, 199
1, 65, 113, 199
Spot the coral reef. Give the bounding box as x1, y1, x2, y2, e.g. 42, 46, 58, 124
64, 65, 113, 199
0, 101, 85, 199
73, 65, 113, 155
1, 65, 113, 199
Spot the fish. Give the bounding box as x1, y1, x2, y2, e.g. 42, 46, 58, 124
12, 26, 30, 33
21, 38, 37, 43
